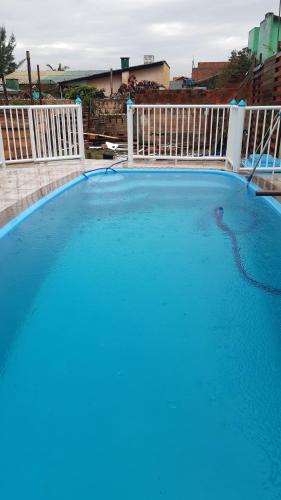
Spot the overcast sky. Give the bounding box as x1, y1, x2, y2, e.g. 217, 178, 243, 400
2, 0, 277, 77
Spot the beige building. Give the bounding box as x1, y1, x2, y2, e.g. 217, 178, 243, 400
59, 60, 170, 95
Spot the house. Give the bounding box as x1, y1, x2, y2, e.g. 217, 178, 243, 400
192, 62, 228, 82
170, 76, 194, 89
57, 59, 170, 95
5, 70, 103, 97
6, 60, 170, 97
248, 12, 281, 63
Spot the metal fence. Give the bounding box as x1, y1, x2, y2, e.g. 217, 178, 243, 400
129, 104, 230, 161
127, 102, 281, 172
1, 102, 281, 172
241, 106, 281, 171
0, 104, 84, 166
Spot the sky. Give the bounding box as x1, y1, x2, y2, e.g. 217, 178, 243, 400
2, 0, 277, 77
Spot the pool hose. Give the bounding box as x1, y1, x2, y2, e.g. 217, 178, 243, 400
82, 157, 128, 179
214, 206, 281, 296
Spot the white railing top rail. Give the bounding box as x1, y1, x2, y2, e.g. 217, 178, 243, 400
0, 104, 80, 110
245, 105, 281, 110
132, 104, 281, 111
132, 104, 231, 109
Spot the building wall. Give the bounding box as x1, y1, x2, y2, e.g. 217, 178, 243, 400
76, 74, 122, 95
122, 70, 130, 85
129, 64, 169, 87
162, 63, 170, 87
170, 78, 185, 89
192, 62, 228, 82
248, 13, 281, 63
248, 27, 260, 55
258, 13, 277, 61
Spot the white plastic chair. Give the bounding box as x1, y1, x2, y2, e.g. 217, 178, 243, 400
106, 141, 128, 152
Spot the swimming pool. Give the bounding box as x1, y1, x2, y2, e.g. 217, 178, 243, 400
1, 170, 281, 500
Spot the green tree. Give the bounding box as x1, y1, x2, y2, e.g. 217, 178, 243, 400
0, 27, 25, 102
64, 84, 105, 105
218, 48, 252, 87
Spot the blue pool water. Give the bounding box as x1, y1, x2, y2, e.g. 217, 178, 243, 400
1, 171, 281, 499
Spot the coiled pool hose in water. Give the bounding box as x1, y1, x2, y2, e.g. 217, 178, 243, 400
214, 207, 281, 296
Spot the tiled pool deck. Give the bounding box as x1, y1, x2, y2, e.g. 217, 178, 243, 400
0, 159, 280, 228
0, 160, 109, 228
251, 172, 281, 203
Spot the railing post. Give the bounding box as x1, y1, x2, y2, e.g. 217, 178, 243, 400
226, 100, 236, 167
28, 107, 37, 161
0, 124, 5, 167
77, 104, 85, 160
127, 98, 133, 163
226, 99, 246, 171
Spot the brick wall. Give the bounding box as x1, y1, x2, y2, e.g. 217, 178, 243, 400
83, 112, 127, 139
92, 116, 127, 138
83, 98, 127, 138
192, 62, 228, 82
134, 88, 239, 105
0, 98, 72, 105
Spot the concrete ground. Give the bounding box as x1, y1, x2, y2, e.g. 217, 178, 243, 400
0, 158, 280, 228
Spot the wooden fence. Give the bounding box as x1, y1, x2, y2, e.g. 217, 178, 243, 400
252, 52, 281, 105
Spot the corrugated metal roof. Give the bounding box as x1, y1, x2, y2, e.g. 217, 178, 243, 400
49, 70, 105, 83
6, 70, 106, 85
6, 70, 63, 84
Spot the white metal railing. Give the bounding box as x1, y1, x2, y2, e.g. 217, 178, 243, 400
241, 106, 281, 171
128, 104, 230, 161
0, 104, 84, 166
127, 102, 281, 172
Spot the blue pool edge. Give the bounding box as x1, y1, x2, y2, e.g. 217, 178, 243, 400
1, 168, 281, 239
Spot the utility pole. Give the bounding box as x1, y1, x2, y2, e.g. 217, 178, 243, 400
110, 68, 113, 97
37, 64, 42, 104
26, 51, 33, 104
